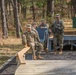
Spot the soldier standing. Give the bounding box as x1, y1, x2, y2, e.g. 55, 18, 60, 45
38, 19, 47, 28
23, 24, 36, 60
51, 14, 64, 54
32, 22, 44, 59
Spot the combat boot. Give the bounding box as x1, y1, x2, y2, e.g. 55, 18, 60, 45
45, 48, 48, 53
59, 49, 63, 54
33, 55, 37, 60
37, 55, 44, 60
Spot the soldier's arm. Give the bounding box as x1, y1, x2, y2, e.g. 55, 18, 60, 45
61, 20, 64, 30
37, 32, 40, 42
22, 33, 27, 47
32, 29, 40, 42
33, 31, 38, 42
34, 29, 40, 42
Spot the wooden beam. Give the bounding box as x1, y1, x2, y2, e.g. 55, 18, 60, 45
16, 46, 30, 65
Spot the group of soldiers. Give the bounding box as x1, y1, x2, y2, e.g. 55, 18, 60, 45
22, 14, 64, 60
22, 20, 46, 60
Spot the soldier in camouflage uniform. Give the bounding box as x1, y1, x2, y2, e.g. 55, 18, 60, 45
32, 22, 44, 59
51, 14, 64, 54
22, 24, 36, 60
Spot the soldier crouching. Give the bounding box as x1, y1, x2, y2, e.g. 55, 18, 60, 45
51, 14, 64, 54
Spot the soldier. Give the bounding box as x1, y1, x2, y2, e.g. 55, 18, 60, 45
38, 19, 47, 28
32, 22, 44, 59
51, 14, 64, 54
23, 24, 36, 60
32, 22, 40, 43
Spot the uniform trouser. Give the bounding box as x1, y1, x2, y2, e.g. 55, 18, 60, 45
29, 43, 36, 58
35, 42, 43, 56
53, 35, 63, 51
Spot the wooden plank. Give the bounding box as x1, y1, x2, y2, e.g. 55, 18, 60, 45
18, 47, 30, 55
15, 60, 76, 75
17, 54, 26, 64
17, 47, 30, 64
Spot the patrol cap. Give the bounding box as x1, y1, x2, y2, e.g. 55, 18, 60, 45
27, 24, 31, 28
41, 19, 44, 22
32, 22, 37, 26
55, 14, 60, 17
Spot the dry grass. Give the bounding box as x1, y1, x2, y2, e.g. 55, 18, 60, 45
0, 38, 24, 66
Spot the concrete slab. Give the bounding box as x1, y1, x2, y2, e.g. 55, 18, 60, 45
15, 60, 76, 75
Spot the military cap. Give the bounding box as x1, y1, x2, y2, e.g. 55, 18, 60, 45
27, 24, 31, 28
41, 19, 44, 22
32, 22, 37, 26
55, 14, 60, 17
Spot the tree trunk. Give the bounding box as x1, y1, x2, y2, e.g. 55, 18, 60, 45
71, 4, 73, 18
67, 3, 70, 18
17, 0, 21, 13
31, 0, 35, 21
71, 0, 76, 16
5, 0, 9, 30
9, 0, 12, 15
1, 0, 8, 38
47, 0, 54, 17
42, 3, 45, 18
13, 0, 21, 38
51, 0, 54, 17
21, 6, 27, 19
47, 0, 52, 17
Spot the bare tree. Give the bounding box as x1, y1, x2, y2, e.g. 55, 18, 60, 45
12, 0, 22, 38
31, 0, 35, 21
47, 0, 54, 17
71, 0, 76, 17
1, 0, 8, 38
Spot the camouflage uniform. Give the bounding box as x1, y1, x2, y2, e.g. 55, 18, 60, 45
51, 20, 64, 53
23, 31, 36, 58
32, 27, 43, 56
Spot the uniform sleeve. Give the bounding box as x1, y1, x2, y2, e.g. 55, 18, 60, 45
33, 31, 40, 42
37, 32, 40, 42
22, 33, 27, 45
33, 29, 40, 42
32, 31, 36, 39
61, 20, 64, 30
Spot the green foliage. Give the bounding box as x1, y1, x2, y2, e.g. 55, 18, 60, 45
35, 0, 46, 8
8, 31, 16, 36
36, 1, 43, 8
19, 0, 31, 7
19, 0, 46, 8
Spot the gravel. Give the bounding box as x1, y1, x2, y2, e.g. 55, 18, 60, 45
0, 57, 17, 75
41, 51, 76, 60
